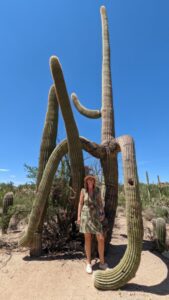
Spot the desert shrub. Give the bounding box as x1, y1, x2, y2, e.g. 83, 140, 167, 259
0, 185, 36, 231
143, 207, 156, 221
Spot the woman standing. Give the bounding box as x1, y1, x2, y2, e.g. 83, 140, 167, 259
77, 175, 108, 274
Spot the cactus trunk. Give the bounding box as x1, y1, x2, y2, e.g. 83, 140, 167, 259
94, 135, 143, 290
100, 6, 118, 247
101, 6, 115, 142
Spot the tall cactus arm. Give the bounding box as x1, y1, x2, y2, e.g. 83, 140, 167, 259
101, 6, 115, 143
35, 85, 58, 238
94, 135, 143, 290
36, 84, 58, 189
18, 139, 68, 248
100, 6, 118, 247
50, 56, 84, 208
71, 93, 101, 119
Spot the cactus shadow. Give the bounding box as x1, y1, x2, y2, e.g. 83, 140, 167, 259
23, 251, 85, 262
103, 238, 169, 296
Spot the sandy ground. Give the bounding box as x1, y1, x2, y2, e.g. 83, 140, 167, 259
0, 210, 169, 300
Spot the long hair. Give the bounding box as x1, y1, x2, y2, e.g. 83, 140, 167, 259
84, 176, 96, 192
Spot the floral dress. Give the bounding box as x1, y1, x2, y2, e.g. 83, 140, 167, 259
79, 188, 103, 234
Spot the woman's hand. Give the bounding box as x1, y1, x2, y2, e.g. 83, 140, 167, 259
99, 210, 105, 222
76, 217, 81, 225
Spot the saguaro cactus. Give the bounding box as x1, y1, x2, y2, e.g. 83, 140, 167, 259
71, 6, 118, 246
19, 6, 143, 289
146, 171, 151, 201
157, 175, 162, 200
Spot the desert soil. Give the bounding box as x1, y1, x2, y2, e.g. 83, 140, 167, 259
0, 209, 169, 300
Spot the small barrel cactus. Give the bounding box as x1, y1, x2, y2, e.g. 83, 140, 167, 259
161, 206, 169, 219
2, 192, 14, 233
152, 217, 166, 252
2, 192, 14, 214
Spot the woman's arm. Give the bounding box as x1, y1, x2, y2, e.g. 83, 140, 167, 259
77, 189, 84, 224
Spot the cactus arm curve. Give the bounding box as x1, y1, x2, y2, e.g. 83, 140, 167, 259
80, 136, 119, 158
80, 136, 106, 158
94, 135, 143, 290
71, 93, 101, 119
50, 56, 84, 208
18, 139, 68, 247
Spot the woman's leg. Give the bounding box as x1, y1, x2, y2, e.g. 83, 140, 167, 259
84, 233, 92, 264
96, 233, 105, 264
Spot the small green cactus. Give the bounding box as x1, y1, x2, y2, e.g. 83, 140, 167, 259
2, 192, 14, 233
152, 217, 166, 252
2, 192, 14, 214
146, 171, 151, 201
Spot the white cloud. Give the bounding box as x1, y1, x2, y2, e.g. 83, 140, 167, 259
0, 168, 10, 172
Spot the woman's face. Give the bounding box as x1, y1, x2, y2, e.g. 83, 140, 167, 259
87, 178, 95, 189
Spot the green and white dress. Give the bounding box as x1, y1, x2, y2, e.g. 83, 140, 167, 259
79, 188, 103, 234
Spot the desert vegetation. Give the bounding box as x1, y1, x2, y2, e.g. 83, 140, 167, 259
0, 168, 169, 251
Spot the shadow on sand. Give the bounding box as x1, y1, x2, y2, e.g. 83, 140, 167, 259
103, 236, 169, 296
23, 236, 169, 296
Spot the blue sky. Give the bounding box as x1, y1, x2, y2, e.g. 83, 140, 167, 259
0, 0, 168, 185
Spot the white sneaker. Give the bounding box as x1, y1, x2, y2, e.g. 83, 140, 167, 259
86, 263, 92, 274
99, 262, 108, 270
